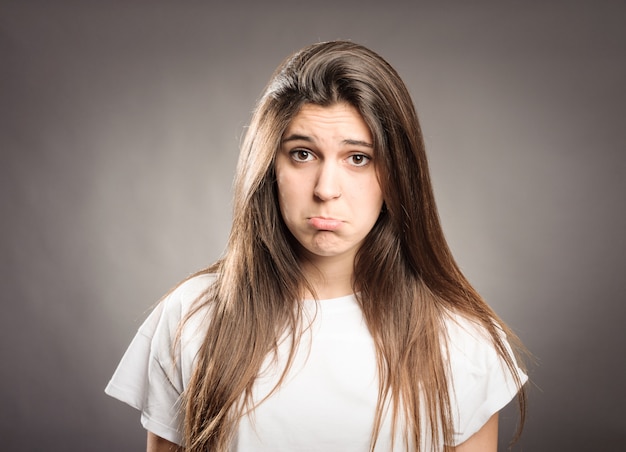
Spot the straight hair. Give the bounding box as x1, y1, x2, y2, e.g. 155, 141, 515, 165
179, 40, 527, 451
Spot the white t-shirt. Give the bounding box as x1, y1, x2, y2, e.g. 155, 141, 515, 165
105, 274, 527, 450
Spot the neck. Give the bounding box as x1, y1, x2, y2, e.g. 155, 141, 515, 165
300, 255, 355, 300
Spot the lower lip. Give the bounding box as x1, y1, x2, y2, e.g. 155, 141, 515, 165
308, 217, 343, 231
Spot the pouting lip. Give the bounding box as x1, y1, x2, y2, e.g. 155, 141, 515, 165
307, 215, 341, 221
306, 215, 344, 223
307, 216, 344, 230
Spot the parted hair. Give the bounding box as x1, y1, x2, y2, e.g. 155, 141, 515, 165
179, 40, 526, 451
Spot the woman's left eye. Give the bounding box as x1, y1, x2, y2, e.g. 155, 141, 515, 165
348, 154, 371, 167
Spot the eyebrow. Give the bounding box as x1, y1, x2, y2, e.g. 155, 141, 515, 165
281, 134, 373, 148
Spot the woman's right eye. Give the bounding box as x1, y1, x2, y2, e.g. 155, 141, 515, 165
290, 149, 314, 162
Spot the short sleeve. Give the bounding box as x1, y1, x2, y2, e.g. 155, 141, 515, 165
105, 274, 215, 445
445, 316, 528, 446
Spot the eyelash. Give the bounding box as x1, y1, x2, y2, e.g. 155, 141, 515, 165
289, 149, 372, 167
290, 149, 314, 162
348, 154, 371, 167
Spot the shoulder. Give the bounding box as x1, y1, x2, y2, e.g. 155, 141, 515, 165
146, 273, 218, 342
442, 313, 501, 372
132, 273, 217, 364
159, 273, 217, 321
146, 273, 218, 388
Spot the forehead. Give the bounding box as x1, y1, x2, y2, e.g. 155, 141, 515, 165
283, 103, 372, 142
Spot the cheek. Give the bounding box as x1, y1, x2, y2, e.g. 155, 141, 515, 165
358, 180, 384, 212
275, 173, 296, 217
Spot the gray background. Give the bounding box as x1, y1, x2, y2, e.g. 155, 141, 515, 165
1, 1, 624, 450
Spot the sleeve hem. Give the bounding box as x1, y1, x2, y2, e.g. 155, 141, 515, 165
452, 372, 528, 445
141, 413, 183, 446
104, 381, 144, 412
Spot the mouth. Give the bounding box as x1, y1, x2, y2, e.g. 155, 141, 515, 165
307, 217, 343, 231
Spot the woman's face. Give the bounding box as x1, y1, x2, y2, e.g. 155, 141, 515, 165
275, 103, 384, 268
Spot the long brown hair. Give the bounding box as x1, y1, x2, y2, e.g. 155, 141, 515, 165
181, 40, 526, 451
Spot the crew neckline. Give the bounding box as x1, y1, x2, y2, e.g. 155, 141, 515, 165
303, 293, 360, 313
304, 292, 356, 302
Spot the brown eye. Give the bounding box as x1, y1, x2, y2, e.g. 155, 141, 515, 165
348, 154, 371, 167
290, 149, 314, 162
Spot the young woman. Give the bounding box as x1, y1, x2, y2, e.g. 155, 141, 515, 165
106, 40, 528, 451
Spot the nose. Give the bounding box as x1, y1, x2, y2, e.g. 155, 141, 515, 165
313, 161, 341, 201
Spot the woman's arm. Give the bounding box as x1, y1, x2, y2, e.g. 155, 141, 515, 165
455, 413, 499, 452
147, 431, 183, 452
